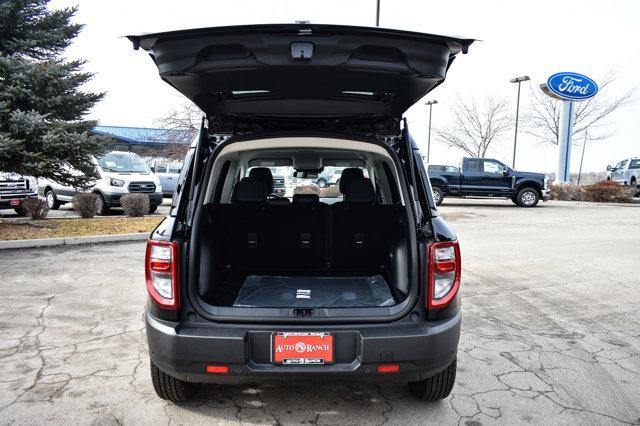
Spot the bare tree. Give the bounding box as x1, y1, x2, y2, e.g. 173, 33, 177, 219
523, 71, 635, 145
150, 102, 203, 159
434, 96, 512, 157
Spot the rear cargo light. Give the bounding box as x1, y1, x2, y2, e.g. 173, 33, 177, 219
377, 364, 400, 373
145, 240, 179, 309
427, 241, 461, 309
206, 365, 229, 374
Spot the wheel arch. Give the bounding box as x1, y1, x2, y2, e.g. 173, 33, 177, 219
515, 180, 543, 196
429, 178, 448, 192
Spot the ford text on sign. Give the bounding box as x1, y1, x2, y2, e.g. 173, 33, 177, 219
546, 72, 598, 101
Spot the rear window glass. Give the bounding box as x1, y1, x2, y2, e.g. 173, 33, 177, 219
629, 159, 640, 169
244, 166, 369, 203
465, 159, 482, 172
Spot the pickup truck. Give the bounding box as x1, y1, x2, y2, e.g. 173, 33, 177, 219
428, 158, 550, 207
0, 171, 38, 216
607, 158, 640, 193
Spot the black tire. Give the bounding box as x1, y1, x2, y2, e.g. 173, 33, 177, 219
149, 204, 158, 214
13, 205, 28, 216
150, 361, 197, 403
408, 358, 457, 401
45, 189, 61, 210
317, 178, 327, 188
510, 195, 519, 205
432, 186, 445, 206
516, 187, 540, 207
95, 193, 110, 216
630, 178, 639, 197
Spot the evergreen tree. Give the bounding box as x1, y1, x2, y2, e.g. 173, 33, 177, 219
0, 0, 107, 188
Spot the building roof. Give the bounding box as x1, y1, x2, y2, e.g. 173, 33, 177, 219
92, 125, 194, 145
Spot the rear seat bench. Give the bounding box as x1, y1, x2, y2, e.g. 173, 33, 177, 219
200, 169, 403, 278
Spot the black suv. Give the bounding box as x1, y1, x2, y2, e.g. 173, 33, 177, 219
131, 24, 472, 403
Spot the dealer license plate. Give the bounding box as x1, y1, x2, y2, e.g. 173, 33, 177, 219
272, 332, 334, 365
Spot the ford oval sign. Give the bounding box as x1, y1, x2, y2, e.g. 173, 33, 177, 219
544, 72, 598, 101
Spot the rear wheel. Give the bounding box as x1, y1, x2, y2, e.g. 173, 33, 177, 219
149, 204, 158, 214
150, 361, 197, 403
516, 187, 539, 207
317, 178, 327, 188
432, 186, 444, 206
45, 189, 61, 210
408, 358, 457, 401
630, 177, 639, 197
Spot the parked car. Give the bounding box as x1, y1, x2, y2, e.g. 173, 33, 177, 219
0, 171, 38, 216
149, 159, 183, 197
39, 151, 163, 215
607, 158, 640, 191
131, 23, 472, 403
428, 158, 550, 207
315, 168, 341, 188
272, 174, 286, 196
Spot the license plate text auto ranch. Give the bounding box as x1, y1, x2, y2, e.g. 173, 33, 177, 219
272, 332, 334, 365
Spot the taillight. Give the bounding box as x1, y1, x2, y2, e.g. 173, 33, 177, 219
145, 240, 179, 309
427, 241, 461, 309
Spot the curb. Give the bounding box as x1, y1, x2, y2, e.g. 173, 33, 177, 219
0, 232, 149, 250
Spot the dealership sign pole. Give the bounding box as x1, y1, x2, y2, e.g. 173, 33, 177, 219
540, 72, 598, 183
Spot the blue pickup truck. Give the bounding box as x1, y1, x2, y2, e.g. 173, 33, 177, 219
428, 158, 550, 207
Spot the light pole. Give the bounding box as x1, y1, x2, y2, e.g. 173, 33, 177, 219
577, 128, 588, 185
509, 75, 530, 168
425, 100, 438, 164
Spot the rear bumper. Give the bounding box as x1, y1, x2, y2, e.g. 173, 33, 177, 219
146, 311, 461, 384
104, 192, 163, 207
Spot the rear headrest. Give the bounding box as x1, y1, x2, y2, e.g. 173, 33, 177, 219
233, 177, 267, 203
293, 194, 320, 205
344, 178, 375, 203
339, 168, 364, 193
268, 197, 291, 205
249, 167, 273, 193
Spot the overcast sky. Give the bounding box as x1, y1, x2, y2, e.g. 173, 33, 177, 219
50, 0, 640, 172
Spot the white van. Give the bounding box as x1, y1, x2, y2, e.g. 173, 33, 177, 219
39, 151, 163, 215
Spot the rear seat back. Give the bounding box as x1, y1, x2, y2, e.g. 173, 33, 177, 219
203, 171, 400, 274
264, 202, 327, 270
330, 170, 397, 270
331, 203, 399, 270
203, 194, 327, 272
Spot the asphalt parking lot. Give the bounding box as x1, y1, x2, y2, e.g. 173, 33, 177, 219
1, 199, 639, 425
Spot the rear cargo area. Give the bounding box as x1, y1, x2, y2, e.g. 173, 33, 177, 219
196, 201, 410, 309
